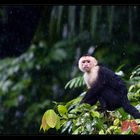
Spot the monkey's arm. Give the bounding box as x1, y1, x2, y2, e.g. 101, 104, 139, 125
80, 81, 102, 105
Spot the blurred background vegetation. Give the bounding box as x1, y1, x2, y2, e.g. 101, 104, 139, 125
0, 5, 140, 134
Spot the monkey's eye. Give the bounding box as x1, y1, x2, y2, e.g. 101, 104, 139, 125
87, 60, 90, 63
82, 61, 85, 63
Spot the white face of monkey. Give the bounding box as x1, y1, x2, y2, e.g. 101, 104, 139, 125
78, 56, 98, 73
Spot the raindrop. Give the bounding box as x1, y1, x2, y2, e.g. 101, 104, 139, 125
123, 52, 126, 56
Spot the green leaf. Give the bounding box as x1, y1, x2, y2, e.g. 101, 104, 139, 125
39, 124, 43, 131
65, 97, 82, 109
72, 128, 79, 134
64, 81, 70, 89
99, 129, 105, 134
135, 119, 140, 124
129, 85, 135, 92
69, 79, 76, 89
45, 109, 57, 128
109, 126, 117, 130
41, 113, 50, 131
64, 76, 84, 89
55, 116, 61, 130
91, 111, 100, 118
115, 64, 125, 72
58, 105, 68, 116
68, 114, 77, 119
113, 119, 120, 126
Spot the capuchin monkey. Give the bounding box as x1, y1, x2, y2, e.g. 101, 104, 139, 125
78, 55, 140, 119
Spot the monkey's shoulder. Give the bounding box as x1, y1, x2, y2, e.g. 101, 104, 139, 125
99, 66, 126, 87
99, 66, 117, 77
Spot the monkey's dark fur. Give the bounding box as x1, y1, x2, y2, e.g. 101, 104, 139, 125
80, 65, 140, 119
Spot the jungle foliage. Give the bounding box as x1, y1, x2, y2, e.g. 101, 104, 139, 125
40, 66, 140, 134
0, 6, 139, 134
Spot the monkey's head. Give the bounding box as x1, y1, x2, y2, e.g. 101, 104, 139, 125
78, 55, 98, 73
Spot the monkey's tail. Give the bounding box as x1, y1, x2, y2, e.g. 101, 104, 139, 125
122, 99, 140, 119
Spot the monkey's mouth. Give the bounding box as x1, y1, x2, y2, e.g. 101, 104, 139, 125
84, 67, 90, 71
84, 66, 89, 69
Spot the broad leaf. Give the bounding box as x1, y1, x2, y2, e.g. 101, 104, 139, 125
58, 105, 68, 116
45, 109, 57, 128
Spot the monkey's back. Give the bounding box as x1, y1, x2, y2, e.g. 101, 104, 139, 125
98, 66, 128, 95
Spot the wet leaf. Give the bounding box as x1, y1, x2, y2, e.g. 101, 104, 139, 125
121, 120, 130, 132
45, 109, 57, 128
58, 105, 68, 116
41, 113, 50, 131
99, 129, 105, 134
113, 119, 120, 126
55, 116, 61, 130
130, 120, 139, 134
91, 111, 100, 118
